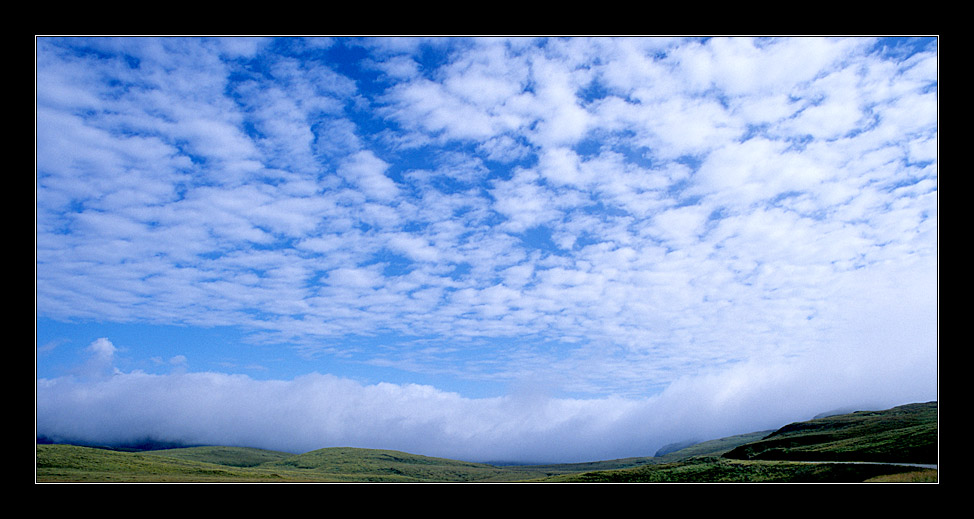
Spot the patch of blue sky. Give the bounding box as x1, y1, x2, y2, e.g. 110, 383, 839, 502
870, 36, 937, 60
516, 225, 559, 252
37, 318, 247, 376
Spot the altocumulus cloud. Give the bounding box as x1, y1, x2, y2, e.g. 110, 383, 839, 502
36, 36, 937, 463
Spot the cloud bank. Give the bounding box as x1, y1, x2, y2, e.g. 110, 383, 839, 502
36, 37, 937, 463
37, 317, 935, 463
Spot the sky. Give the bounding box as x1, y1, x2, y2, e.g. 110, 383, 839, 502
35, 36, 938, 464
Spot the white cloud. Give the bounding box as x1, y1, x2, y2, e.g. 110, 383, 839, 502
386, 233, 441, 263
382, 78, 504, 142
489, 169, 564, 232
651, 204, 711, 248
338, 150, 399, 201
87, 337, 116, 359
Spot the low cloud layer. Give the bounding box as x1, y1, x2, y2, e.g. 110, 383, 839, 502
38, 314, 935, 464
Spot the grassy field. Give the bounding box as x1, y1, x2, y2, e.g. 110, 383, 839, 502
36, 444, 561, 482
544, 457, 934, 483
36, 444, 294, 482
865, 469, 938, 483
36, 401, 937, 483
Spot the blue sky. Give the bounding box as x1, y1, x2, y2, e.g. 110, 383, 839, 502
35, 36, 937, 463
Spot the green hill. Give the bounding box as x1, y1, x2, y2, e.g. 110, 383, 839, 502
499, 429, 772, 478
36, 401, 937, 483
722, 401, 937, 464
655, 430, 774, 462
35, 443, 294, 482
548, 401, 937, 482
141, 445, 294, 467
259, 446, 549, 482
35, 444, 553, 482
34, 427, 770, 482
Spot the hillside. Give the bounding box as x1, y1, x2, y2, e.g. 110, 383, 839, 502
547, 401, 937, 482
35, 444, 294, 482
722, 401, 937, 464
35, 444, 556, 482
36, 401, 937, 483
141, 446, 294, 467
258, 447, 546, 482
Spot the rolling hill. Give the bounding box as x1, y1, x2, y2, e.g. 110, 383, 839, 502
35, 401, 937, 483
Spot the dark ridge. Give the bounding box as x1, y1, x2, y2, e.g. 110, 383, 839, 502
722, 401, 938, 464
36, 435, 203, 452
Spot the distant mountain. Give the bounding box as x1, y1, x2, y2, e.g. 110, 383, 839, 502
35, 434, 199, 452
